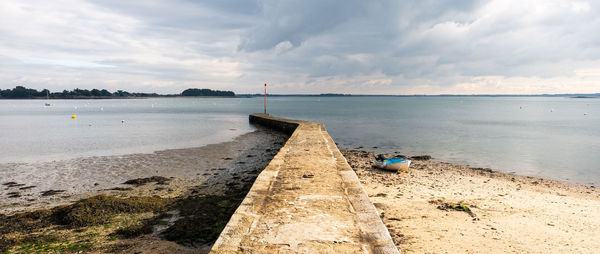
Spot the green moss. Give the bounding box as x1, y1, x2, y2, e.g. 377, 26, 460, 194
76, 232, 99, 240
17, 241, 93, 253
7, 233, 92, 253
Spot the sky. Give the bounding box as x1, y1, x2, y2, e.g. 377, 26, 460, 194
1, 0, 600, 95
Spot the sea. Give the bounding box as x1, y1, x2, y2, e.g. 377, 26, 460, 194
1, 96, 599, 186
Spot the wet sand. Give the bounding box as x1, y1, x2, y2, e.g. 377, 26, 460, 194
1, 128, 286, 214
342, 149, 600, 253
1, 128, 288, 253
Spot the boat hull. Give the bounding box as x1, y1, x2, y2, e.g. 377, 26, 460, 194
375, 159, 411, 173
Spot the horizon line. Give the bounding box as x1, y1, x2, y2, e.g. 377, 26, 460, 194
239, 93, 600, 97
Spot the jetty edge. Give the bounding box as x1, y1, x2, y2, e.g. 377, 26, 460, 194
211, 114, 399, 253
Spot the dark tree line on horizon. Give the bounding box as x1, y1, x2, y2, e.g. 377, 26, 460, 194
181, 88, 235, 97
0, 86, 150, 99
0, 86, 235, 99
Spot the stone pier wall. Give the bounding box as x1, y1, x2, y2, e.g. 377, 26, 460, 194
211, 114, 399, 253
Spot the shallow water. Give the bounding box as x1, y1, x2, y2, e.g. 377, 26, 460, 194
1, 96, 599, 185
0, 98, 254, 163
265, 96, 600, 186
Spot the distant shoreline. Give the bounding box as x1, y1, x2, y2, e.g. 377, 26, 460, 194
0, 95, 241, 100
0, 86, 237, 99
571, 96, 600, 99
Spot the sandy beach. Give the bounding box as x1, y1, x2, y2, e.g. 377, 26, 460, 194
342, 149, 600, 253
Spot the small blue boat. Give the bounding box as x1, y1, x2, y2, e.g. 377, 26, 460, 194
375, 158, 411, 172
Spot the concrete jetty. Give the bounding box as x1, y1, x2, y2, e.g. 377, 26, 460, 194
211, 114, 399, 253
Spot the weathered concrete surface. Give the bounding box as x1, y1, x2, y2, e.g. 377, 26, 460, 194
211, 114, 399, 253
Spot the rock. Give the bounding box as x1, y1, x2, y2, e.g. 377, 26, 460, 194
472, 167, 493, 173
410, 155, 432, 161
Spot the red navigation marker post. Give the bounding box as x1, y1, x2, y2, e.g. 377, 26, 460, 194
264, 83, 267, 114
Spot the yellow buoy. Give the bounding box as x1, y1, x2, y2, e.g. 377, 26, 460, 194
72, 115, 77, 119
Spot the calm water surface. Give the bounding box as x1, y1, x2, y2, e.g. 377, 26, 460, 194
0, 98, 254, 163
1, 96, 599, 185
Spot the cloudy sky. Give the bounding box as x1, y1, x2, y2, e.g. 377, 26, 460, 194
1, 0, 600, 94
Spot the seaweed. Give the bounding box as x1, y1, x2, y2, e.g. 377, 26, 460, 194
52, 195, 166, 227
0, 194, 167, 251
430, 199, 477, 217
161, 186, 250, 246
7, 192, 21, 198
113, 223, 154, 238
123, 176, 171, 186
3, 182, 26, 188
105, 187, 133, 191
40, 190, 66, 196
0, 195, 166, 235
0, 209, 54, 235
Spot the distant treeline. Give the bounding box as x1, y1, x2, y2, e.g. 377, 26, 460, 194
0, 86, 158, 99
181, 88, 235, 97
0, 86, 235, 99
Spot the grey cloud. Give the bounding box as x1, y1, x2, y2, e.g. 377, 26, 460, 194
237, 0, 490, 78
238, 0, 371, 51
240, 0, 600, 84
89, 0, 258, 30
1, 0, 600, 94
